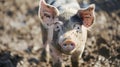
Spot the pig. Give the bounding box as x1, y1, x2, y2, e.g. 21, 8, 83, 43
38, 0, 95, 67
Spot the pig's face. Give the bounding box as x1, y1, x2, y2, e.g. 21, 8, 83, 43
39, 0, 95, 54
52, 12, 88, 54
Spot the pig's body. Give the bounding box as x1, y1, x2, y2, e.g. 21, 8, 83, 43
38, 0, 95, 67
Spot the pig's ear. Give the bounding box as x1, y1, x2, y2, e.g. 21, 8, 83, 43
77, 4, 95, 28
38, 0, 59, 28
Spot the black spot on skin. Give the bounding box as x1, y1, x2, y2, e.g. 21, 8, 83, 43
50, 49, 53, 53
52, 16, 54, 19
90, 14, 91, 16
47, 23, 49, 26
46, 5, 50, 8
44, 13, 50, 18
76, 31, 79, 33
41, 16, 43, 19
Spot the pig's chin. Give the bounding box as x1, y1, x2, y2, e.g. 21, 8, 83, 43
62, 50, 73, 55
61, 48, 75, 55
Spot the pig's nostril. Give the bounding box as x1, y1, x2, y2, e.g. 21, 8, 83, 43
70, 43, 74, 46
63, 44, 67, 46
63, 44, 67, 48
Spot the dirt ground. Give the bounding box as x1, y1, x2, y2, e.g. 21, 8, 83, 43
0, 0, 120, 67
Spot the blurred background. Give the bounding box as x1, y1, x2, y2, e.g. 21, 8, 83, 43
0, 0, 120, 67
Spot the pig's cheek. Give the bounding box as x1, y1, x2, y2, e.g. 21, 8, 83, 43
58, 35, 64, 45
73, 37, 81, 48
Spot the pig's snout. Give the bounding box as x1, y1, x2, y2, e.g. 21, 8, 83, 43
61, 40, 75, 52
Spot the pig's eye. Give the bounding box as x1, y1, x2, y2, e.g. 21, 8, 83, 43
54, 25, 61, 31
54, 21, 63, 31
73, 24, 81, 32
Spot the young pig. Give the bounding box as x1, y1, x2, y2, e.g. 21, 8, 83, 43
38, 0, 95, 67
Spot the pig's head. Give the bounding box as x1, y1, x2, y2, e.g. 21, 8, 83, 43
38, 0, 95, 54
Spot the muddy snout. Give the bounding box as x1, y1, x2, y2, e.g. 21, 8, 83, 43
61, 40, 75, 53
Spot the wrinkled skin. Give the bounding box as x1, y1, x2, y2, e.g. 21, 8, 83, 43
38, 0, 95, 67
